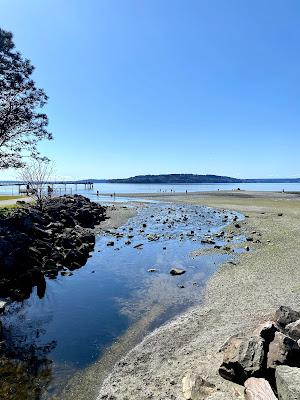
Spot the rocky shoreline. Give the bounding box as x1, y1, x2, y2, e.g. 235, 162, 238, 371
0, 195, 106, 302
0, 196, 139, 400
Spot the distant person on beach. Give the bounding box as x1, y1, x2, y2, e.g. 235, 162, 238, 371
185, 190, 187, 194
96, 190, 99, 197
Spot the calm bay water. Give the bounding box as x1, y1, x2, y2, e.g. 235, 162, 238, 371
2, 201, 244, 399
1, 181, 300, 197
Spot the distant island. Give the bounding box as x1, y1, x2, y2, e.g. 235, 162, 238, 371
107, 174, 240, 184
81, 174, 300, 184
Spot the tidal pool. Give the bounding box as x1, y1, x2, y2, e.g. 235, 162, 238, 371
1, 202, 243, 399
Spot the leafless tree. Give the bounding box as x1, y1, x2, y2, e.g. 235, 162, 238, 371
19, 160, 54, 209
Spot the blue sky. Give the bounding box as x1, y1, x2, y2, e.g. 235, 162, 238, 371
1, 0, 299, 179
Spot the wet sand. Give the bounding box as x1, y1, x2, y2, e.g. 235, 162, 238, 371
97, 191, 300, 399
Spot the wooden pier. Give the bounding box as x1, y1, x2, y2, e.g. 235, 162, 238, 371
0, 181, 95, 195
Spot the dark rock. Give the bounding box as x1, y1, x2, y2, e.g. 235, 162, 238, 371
267, 332, 300, 370
253, 321, 280, 344
275, 306, 300, 327
170, 268, 186, 276
0, 195, 106, 300
201, 239, 215, 244
285, 319, 300, 341
267, 332, 300, 369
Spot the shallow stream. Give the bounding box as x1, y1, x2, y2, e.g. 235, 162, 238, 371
1, 201, 244, 399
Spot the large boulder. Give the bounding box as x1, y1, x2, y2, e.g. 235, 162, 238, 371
244, 377, 277, 399
219, 336, 266, 384
285, 319, 300, 341
182, 374, 215, 399
275, 306, 300, 327
253, 321, 280, 344
275, 365, 300, 400
267, 331, 300, 369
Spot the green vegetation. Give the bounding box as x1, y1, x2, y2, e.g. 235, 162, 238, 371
108, 174, 240, 184
0, 28, 52, 169
0, 195, 23, 201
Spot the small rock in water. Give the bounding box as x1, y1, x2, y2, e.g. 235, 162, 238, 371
147, 234, 160, 241
61, 271, 73, 276
170, 268, 186, 276
223, 246, 231, 252
107, 241, 114, 246
245, 246, 250, 251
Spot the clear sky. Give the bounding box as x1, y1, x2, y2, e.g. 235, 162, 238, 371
1, 0, 299, 180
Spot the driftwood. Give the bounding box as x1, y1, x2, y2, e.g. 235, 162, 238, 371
244, 378, 277, 400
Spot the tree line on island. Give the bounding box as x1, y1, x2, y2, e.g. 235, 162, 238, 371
76, 174, 300, 184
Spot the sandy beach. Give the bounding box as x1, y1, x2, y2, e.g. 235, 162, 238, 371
95, 190, 300, 399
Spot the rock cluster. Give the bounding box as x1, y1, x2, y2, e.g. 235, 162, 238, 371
0, 195, 106, 300
219, 306, 300, 398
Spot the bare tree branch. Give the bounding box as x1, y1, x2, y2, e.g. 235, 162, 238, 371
18, 160, 54, 209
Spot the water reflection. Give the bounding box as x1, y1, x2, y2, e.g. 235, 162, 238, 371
0, 203, 243, 399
